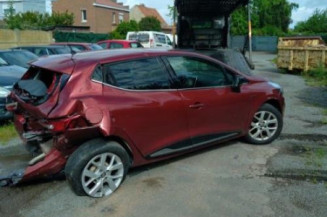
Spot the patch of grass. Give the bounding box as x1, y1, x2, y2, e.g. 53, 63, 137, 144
270, 57, 277, 65
304, 147, 327, 168
0, 123, 18, 145
303, 65, 327, 87
323, 109, 327, 116
321, 118, 327, 125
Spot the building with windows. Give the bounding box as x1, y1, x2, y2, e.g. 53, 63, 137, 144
0, 0, 52, 20
130, 4, 172, 33
52, 0, 129, 33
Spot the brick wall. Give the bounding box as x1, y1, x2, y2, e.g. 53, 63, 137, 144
52, 0, 129, 33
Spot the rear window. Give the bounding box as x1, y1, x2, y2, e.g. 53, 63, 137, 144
109, 43, 124, 49
128, 34, 138, 41
138, 34, 150, 43
14, 66, 69, 105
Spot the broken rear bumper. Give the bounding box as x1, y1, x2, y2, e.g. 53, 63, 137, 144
0, 149, 67, 187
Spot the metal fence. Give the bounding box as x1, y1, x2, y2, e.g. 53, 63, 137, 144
231, 36, 278, 53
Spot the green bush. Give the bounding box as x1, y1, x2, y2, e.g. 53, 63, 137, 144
4, 11, 74, 30
303, 64, 327, 86
110, 20, 139, 39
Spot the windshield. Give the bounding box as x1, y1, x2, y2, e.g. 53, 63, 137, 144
0, 51, 38, 68
53, 47, 71, 54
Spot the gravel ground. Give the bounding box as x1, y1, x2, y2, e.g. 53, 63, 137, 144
0, 52, 326, 217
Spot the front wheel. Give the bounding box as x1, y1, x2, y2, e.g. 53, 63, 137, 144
244, 104, 283, 145
65, 139, 130, 198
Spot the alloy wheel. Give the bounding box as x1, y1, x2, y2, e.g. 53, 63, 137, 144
81, 153, 124, 198
249, 111, 278, 142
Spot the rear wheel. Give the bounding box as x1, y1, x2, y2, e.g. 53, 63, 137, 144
245, 104, 283, 145
65, 139, 130, 198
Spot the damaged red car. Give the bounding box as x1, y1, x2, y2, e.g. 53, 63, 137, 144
1, 49, 284, 198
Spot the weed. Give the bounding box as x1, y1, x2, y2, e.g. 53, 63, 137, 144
0, 123, 18, 145
304, 64, 327, 87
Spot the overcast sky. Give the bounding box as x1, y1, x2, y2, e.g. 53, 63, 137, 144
120, 0, 327, 28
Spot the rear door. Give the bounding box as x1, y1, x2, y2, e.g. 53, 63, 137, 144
165, 56, 253, 145
97, 57, 190, 158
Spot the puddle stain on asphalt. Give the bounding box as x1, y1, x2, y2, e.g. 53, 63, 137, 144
142, 177, 164, 188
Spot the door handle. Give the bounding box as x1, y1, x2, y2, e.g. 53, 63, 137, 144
189, 103, 204, 109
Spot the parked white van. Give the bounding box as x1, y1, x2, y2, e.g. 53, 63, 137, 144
126, 31, 173, 49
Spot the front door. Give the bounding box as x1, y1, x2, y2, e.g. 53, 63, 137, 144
165, 56, 252, 145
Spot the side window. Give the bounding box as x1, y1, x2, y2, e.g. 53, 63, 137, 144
154, 34, 166, 44
72, 45, 86, 51
91, 65, 103, 82
98, 43, 107, 49
109, 42, 124, 49
166, 36, 172, 45
103, 58, 172, 90
166, 56, 233, 88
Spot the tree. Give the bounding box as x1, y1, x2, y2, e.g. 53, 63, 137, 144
139, 16, 161, 31
110, 20, 139, 39
4, 11, 74, 30
231, 0, 298, 35
294, 9, 327, 33
167, 5, 177, 22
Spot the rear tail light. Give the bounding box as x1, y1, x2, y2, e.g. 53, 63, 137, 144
39, 115, 83, 133
6, 102, 18, 112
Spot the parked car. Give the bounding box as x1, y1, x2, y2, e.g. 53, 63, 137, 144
0, 49, 38, 68
97, 40, 143, 49
51, 42, 103, 52
14, 45, 72, 56
0, 63, 26, 121
126, 31, 173, 48
3, 49, 284, 198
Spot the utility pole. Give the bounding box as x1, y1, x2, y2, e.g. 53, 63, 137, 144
173, 0, 177, 48
248, 2, 253, 62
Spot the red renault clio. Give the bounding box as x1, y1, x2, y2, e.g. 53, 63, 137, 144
2, 49, 284, 198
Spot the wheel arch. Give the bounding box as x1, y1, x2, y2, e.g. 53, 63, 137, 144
102, 135, 134, 165
264, 99, 283, 115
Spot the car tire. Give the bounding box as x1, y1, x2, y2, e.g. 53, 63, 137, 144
65, 139, 130, 198
244, 104, 283, 145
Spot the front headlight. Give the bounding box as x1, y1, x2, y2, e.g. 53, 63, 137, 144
268, 82, 283, 95
0, 86, 11, 98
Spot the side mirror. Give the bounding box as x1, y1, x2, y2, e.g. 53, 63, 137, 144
232, 76, 247, 93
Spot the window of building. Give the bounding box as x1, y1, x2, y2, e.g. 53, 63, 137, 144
81, 9, 87, 22
112, 12, 116, 24
119, 13, 124, 23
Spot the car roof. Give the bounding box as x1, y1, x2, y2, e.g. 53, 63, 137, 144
98, 40, 138, 43
16, 45, 69, 48
71, 49, 189, 62
31, 49, 202, 74
53, 42, 91, 45
0, 49, 31, 53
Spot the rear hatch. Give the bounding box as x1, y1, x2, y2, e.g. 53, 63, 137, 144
11, 55, 74, 119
